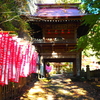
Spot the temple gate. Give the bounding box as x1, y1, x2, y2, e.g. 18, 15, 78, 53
27, 3, 88, 76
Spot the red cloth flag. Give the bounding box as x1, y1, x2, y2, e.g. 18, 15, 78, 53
0, 32, 38, 86
8, 40, 15, 81
5, 36, 12, 84
14, 44, 22, 83
0, 32, 9, 85
0, 32, 3, 85
4, 36, 12, 85
32, 52, 38, 73
8, 39, 14, 81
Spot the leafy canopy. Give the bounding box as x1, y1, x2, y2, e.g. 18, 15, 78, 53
0, 0, 31, 39
60, 0, 100, 57
57, 0, 81, 3
78, 0, 100, 57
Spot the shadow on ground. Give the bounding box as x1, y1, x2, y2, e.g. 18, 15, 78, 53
15, 74, 100, 100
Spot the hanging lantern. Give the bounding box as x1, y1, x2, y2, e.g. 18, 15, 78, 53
61, 29, 64, 34
55, 30, 58, 34
48, 29, 51, 34
67, 29, 71, 34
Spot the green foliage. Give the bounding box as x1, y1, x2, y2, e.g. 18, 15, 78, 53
0, 1, 17, 31
58, 0, 81, 3
0, 0, 31, 39
61, 62, 73, 73
61, 0, 100, 58
77, 0, 100, 57
81, 0, 100, 14
82, 15, 99, 27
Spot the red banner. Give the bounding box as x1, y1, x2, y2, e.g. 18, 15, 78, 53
0, 31, 38, 86
0, 32, 9, 85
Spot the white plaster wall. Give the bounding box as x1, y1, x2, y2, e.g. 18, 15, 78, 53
38, 0, 64, 4
26, 0, 38, 15
39, 0, 56, 3
26, 0, 64, 15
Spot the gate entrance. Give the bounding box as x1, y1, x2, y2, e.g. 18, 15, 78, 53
43, 58, 77, 76
49, 62, 73, 75
27, 3, 88, 77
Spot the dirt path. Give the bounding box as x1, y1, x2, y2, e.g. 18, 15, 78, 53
18, 74, 100, 100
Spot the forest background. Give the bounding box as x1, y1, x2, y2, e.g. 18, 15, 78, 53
0, 0, 100, 70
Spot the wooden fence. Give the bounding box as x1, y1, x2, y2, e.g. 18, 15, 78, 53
90, 69, 100, 77
81, 69, 100, 80
0, 73, 38, 100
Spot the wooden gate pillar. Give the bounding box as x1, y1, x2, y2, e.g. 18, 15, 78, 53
76, 52, 81, 76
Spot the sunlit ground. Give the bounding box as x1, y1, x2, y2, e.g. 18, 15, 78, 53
20, 74, 98, 100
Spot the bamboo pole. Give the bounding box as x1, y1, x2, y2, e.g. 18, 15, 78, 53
0, 31, 15, 33
0, 86, 2, 100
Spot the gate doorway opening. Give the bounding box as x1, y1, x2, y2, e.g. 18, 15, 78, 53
42, 58, 77, 77
48, 62, 73, 77
52, 62, 73, 74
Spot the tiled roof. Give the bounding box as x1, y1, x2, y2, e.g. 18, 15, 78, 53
32, 4, 86, 19
35, 8, 85, 18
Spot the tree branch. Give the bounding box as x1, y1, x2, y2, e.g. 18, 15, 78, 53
0, 15, 19, 24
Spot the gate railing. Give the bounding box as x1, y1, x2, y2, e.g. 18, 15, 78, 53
0, 73, 38, 100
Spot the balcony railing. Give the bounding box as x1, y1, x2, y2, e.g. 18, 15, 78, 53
33, 38, 76, 44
